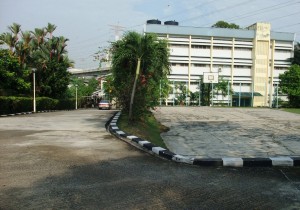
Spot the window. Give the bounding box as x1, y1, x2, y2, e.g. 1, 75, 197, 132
235, 47, 252, 51
191, 45, 210, 49
179, 63, 188, 67
193, 64, 208, 67
213, 46, 232, 50
234, 65, 251, 69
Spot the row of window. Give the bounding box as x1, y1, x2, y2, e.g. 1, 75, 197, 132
170, 45, 291, 53
172, 44, 252, 50
170, 63, 287, 70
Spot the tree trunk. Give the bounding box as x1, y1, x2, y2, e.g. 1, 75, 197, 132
129, 58, 141, 121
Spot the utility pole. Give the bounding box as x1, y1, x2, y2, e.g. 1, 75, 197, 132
109, 24, 125, 41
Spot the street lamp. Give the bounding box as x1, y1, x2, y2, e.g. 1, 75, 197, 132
32, 68, 37, 113
227, 80, 230, 107
198, 78, 201, 106
75, 84, 78, 110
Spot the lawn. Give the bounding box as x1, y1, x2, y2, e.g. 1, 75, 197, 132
117, 112, 168, 148
282, 108, 300, 115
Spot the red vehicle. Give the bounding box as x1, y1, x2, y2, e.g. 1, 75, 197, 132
98, 100, 111, 110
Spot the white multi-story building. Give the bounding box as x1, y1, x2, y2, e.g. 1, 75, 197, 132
144, 20, 295, 107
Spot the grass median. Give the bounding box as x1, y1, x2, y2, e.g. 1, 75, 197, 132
117, 112, 169, 148
282, 108, 300, 115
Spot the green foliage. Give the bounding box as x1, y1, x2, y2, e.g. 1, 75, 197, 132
0, 96, 75, 114
214, 77, 233, 97
279, 64, 300, 107
212, 21, 240, 29
118, 111, 167, 148
190, 91, 200, 106
55, 98, 75, 110
290, 42, 300, 65
283, 108, 300, 115
68, 77, 99, 98
0, 23, 73, 99
200, 83, 212, 106
35, 60, 71, 98
0, 49, 31, 95
0, 96, 32, 114
175, 82, 189, 105
36, 97, 59, 110
111, 31, 170, 120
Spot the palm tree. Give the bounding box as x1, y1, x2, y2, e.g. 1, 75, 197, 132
63, 56, 75, 68
45, 23, 56, 39
111, 31, 170, 120
8, 23, 21, 41
31, 27, 47, 47
15, 31, 33, 67
57, 36, 69, 62
0, 32, 16, 54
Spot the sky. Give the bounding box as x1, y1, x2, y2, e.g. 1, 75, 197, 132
1, 0, 300, 69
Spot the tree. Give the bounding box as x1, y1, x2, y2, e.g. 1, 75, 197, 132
111, 31, 170, 121
289, 42, 300, 65
279, 64, 300, 107
175, 83, 189, 105
214, 77, 233, 103
0, 32, 17, 54
200, 83, 212, 106
0, 49, 31, 95
45, 23, 57, 39
68, 77, 99, 98
0, 23, 73, 98
212, 21, 240, 29
31, 27, 47, 47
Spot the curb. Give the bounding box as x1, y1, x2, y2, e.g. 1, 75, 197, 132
0, 109, 74, 117
107, 111, 300, 167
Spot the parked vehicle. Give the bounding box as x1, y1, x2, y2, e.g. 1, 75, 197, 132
98, 100, 111, 110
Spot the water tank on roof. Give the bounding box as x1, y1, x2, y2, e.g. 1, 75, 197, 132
164, 20, 179, 26
146, 19, 162, 25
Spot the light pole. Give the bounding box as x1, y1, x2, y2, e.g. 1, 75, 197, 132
32, 68, 37, 113
75, 84, 78, 110
211, 82, 214, 106
198, 78, 201, 106
227, 80, 230, 107
276, 83, 279, 108
159, 80, 162, 106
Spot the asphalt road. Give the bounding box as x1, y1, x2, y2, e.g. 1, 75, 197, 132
0, 109, 300, 209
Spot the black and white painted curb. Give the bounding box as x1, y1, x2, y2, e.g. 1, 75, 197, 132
0, 110, 73, 117
107, 111, 300, 167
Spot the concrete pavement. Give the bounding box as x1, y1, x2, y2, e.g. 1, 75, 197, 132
109, 108, 300, 167
153, 107, 300, 159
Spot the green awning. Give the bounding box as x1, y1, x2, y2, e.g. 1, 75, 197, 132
232, 92, 263, 97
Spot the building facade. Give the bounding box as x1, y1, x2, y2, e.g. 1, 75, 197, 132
144, 21, 295, 107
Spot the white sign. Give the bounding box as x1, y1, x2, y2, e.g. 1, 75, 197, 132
203, 72, 219, 83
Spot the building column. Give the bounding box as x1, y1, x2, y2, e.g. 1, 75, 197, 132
210, 37, 214, 72
188, 35, 192, 91
269, 39, 275, 108
251, 23, 271, 107
229, 38, 235, 106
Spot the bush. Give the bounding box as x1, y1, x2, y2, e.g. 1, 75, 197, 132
55, 98, 75, 110
36, 97, 58, 111
0, 96, 32, 114
0, 96, 76, 114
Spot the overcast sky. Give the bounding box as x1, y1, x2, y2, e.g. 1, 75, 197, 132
1, 0, 300, 69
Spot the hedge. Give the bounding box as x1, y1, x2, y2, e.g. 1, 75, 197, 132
0, 96, 76, 115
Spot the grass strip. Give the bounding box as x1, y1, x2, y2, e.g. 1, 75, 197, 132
117, 112, 169, 148
282, 108, 300, 115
